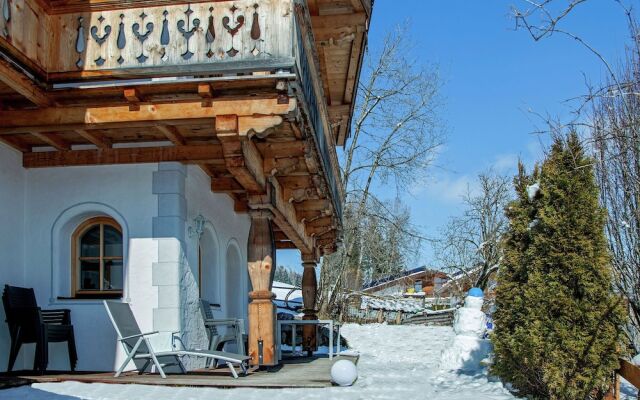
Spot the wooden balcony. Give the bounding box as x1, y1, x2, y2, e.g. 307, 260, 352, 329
0, 0, 371, 257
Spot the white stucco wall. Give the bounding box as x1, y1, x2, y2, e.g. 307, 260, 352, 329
0, 145, 250, 372
0, 143, 158, 372
182, 165, 251, 357
0, 145, 26, 371
26, 162, 159, 372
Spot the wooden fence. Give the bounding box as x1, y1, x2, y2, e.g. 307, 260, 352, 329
340, 305, 456, 326
340, 306, 408, 325
401, 309, 455, 326
606, 359, 640, 400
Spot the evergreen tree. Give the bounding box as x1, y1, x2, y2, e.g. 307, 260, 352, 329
492, 133, 627, 399
274, 265, 302, 287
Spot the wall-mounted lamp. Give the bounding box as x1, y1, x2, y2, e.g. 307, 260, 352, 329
188, 214, 208, 240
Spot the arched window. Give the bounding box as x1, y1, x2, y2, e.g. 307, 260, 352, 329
72, 217, 123, 298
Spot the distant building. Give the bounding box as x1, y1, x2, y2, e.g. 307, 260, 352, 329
363, 267, 450, 297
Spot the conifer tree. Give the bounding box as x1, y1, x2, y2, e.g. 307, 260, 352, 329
492, 133, 627, 399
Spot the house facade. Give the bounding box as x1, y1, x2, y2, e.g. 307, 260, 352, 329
363, 268, 449, 297
0, 0, 370, 372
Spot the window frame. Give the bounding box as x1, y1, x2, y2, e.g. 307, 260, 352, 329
71, 217, 124, 299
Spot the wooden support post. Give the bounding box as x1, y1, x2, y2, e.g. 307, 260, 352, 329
301, 255, 318, 355
247, 210, 277, 367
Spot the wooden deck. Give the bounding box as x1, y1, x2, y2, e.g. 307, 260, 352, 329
0, 355, 358, 390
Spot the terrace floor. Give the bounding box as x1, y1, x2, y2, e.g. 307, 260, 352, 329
0, 355, 358, 390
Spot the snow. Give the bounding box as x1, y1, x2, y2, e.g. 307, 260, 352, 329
2, 323, 635, 400
0, 324, 519, 400
526, 182, 540, 201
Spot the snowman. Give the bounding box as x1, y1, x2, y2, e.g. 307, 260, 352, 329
440, 287, 492, 372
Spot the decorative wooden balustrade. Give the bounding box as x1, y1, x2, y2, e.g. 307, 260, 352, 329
0, 0, 293, 79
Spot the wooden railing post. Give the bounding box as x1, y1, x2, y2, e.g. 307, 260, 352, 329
247, 209, 277, 366
301, 254, 318, 355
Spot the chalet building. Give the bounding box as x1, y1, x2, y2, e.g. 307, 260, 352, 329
0, 0, 371, 372
363, 268, 449, 297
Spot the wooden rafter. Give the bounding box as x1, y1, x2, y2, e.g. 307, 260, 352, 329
31, 132, 71, 151
156, 125, 186, 146
310, 13, 366, 41
344, 32, 365, 104
75, 129, 112, 149
23, 144, 223, 168
0, 58, 51, 108
211, 177, 245, 193
0, 136, 31, 153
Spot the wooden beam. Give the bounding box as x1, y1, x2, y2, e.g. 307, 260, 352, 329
232, 194, 249, 213
123, 88, 142, 102
0, 58, 51, 108
275, 241, 297, 250
620, 359, 640, 390
274, 231, 289, 242
349, 0, 365, 12
123, 88, 142, 111
307, 0, 320, 15
311, 13, 367, 29
344, 33, 365, 104
75, 129, 111, 149
0, 98, 296, 134
198, 83, 213, 107
257, 141, 306, 158
216, 115, 267, 194
278, 176, 315, 191
23, 144, 223, 168
31, 132, 71, 151
211, 177, 245, 193
306, 216, 333, 230
0, 136, 30, 153
295, 199, 332, 212
249, 177, 314, 254
317, 45, 332, 105
156, 125, 186, 146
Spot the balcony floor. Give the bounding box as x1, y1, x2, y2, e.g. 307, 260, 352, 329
0, 355, 357, 390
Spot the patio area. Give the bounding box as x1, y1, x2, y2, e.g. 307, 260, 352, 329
0, 355, 358, 391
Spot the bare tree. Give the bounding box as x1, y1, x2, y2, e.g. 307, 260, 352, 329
435, 172, 512, 293
317, 26, 444, 317
591, 20, 640, 352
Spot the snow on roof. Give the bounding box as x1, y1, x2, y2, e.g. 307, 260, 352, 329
361, 295, 425, 313
364, 266, 444, 291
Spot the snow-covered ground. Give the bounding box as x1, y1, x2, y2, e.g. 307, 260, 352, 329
0, 324, 636, 400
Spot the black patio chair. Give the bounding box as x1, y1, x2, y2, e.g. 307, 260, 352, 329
2, 285, 78, 372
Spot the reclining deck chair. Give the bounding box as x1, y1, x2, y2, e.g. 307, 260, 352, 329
104, 301, 250, 379
200, 299, 246, 356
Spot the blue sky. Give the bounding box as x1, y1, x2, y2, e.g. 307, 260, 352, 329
278, 0, 630, 272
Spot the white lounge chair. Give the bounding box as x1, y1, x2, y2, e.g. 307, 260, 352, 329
104, 300, 250, 379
